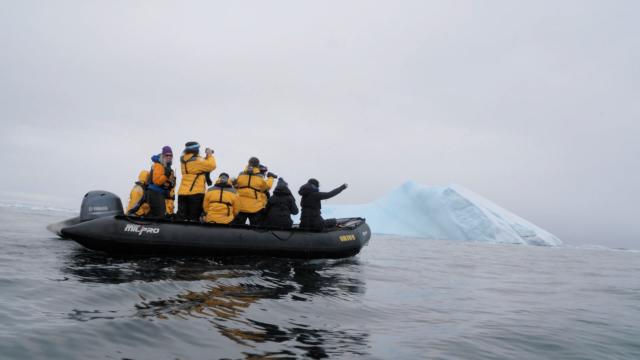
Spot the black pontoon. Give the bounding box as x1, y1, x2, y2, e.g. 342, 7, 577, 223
49, 191, 371, 259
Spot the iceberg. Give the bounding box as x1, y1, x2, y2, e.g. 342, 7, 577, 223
321, 181, 562, 246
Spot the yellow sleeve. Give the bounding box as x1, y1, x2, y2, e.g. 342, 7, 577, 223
193, 155, 216, 173
152, 163, 168, 186
262, 177, 274, 192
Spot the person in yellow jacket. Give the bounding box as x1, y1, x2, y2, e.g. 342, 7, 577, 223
233, 157, 277, 225
147, 147, 174, 218
177, 141, 217, 221
126, 170, 151, 216
202, 173, 240, 224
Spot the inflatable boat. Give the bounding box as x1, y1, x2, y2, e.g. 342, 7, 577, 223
49, 191, 371, 259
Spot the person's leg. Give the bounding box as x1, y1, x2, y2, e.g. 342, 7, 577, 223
183, 195, 194, 221
233, 212, 249, 225
248, 210, 264, 226
186, 194, 205, 221
300, 216, 323, 231
176, 195, 187, 220
177, 195, 188, 220
195, 194, 205, 220
147, 191, 166, 218
323, 218, 337, 229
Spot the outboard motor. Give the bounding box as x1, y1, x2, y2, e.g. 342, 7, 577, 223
80, 190, 124, 221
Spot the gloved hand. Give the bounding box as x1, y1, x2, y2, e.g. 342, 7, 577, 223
205, 148, 214, 156
164, 166, 172, 177
267, 172, 278, 179
342, 183, 348, 190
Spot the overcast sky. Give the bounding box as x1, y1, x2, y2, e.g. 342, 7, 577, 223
1, 1, 638, 248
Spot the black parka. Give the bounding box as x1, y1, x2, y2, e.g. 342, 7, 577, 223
263, 180, 299, 229
298, 182, 347, 231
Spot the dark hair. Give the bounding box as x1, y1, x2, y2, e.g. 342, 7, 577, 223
248, 157, 260, 167
184, 141, 200, 154
216, 173, 230, 186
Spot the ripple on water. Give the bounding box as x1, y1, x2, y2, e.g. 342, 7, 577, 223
1, 210, 640, 359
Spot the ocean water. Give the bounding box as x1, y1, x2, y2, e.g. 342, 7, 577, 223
0, 205, 639, 360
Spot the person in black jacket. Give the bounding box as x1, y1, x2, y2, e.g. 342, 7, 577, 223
298, 178, 348, 231
263, 178, 299, 229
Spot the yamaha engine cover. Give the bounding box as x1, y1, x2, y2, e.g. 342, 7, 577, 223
80, 190, 124, 221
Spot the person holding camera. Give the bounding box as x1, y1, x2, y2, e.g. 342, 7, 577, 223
233, 157, 277, 225
298, 179, 348, 231
147, 146, 174, 218
177, 141, 217, 221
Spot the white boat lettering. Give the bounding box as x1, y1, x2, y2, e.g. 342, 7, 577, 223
124, 224, 160, 236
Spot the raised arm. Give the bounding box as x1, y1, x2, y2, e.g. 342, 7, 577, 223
316, 184, 347, 200
193, 153, 216, 173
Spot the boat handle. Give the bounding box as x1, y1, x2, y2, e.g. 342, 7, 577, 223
271, 231, 295, 241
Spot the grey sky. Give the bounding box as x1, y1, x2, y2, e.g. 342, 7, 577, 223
2, 1, 639, 248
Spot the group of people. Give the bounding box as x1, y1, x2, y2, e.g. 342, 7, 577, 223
126, 142, 348, 231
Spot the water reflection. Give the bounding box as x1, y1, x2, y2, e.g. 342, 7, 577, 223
62, 249, 369, 358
